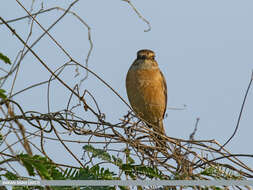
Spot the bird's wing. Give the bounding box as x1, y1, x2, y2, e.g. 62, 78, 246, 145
159, 70, 167, 119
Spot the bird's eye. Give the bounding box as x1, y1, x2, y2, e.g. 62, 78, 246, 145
138, 55, 146, 59
151, 56, 155, 60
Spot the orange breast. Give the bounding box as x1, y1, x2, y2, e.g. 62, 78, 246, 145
126, 67, 166, 125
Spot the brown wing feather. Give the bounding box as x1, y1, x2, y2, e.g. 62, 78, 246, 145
159, 70, 167, 119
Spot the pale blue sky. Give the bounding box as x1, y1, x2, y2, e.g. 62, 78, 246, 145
1, 0, 253, 170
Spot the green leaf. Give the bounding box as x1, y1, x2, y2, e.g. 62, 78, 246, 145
19, 154, 35, 176
3, 171, 19, 180
83, 145, 111, 163
0, 89, 7, 100
112, 155, 123, 166
121, 164, 163, 179
73, 167, 97, 180
200, 166, 243, 180
18, 154, 64, 180
127, 156, 135, 165
12, 187, 29, 190
0, 52, 11, 65
0, 132, 3, 142
118, 186, 130, 190
32, 156, 51, 179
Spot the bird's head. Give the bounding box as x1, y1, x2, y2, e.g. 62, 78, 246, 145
137, 49, 155, 60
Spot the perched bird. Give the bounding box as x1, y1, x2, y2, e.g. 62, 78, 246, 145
126, 49, 167, 147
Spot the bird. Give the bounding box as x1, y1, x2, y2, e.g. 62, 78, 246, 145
126, 49, 167, 147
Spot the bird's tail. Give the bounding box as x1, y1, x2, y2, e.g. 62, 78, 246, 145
149, 120, 167, 148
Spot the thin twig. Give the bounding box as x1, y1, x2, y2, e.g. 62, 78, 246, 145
122, 0, 151, 32
220, 71, 253, 150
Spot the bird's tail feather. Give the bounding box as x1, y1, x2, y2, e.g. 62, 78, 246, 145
148, 120, 166, 148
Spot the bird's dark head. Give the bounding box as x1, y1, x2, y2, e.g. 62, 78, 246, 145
137, 49, 155, 60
